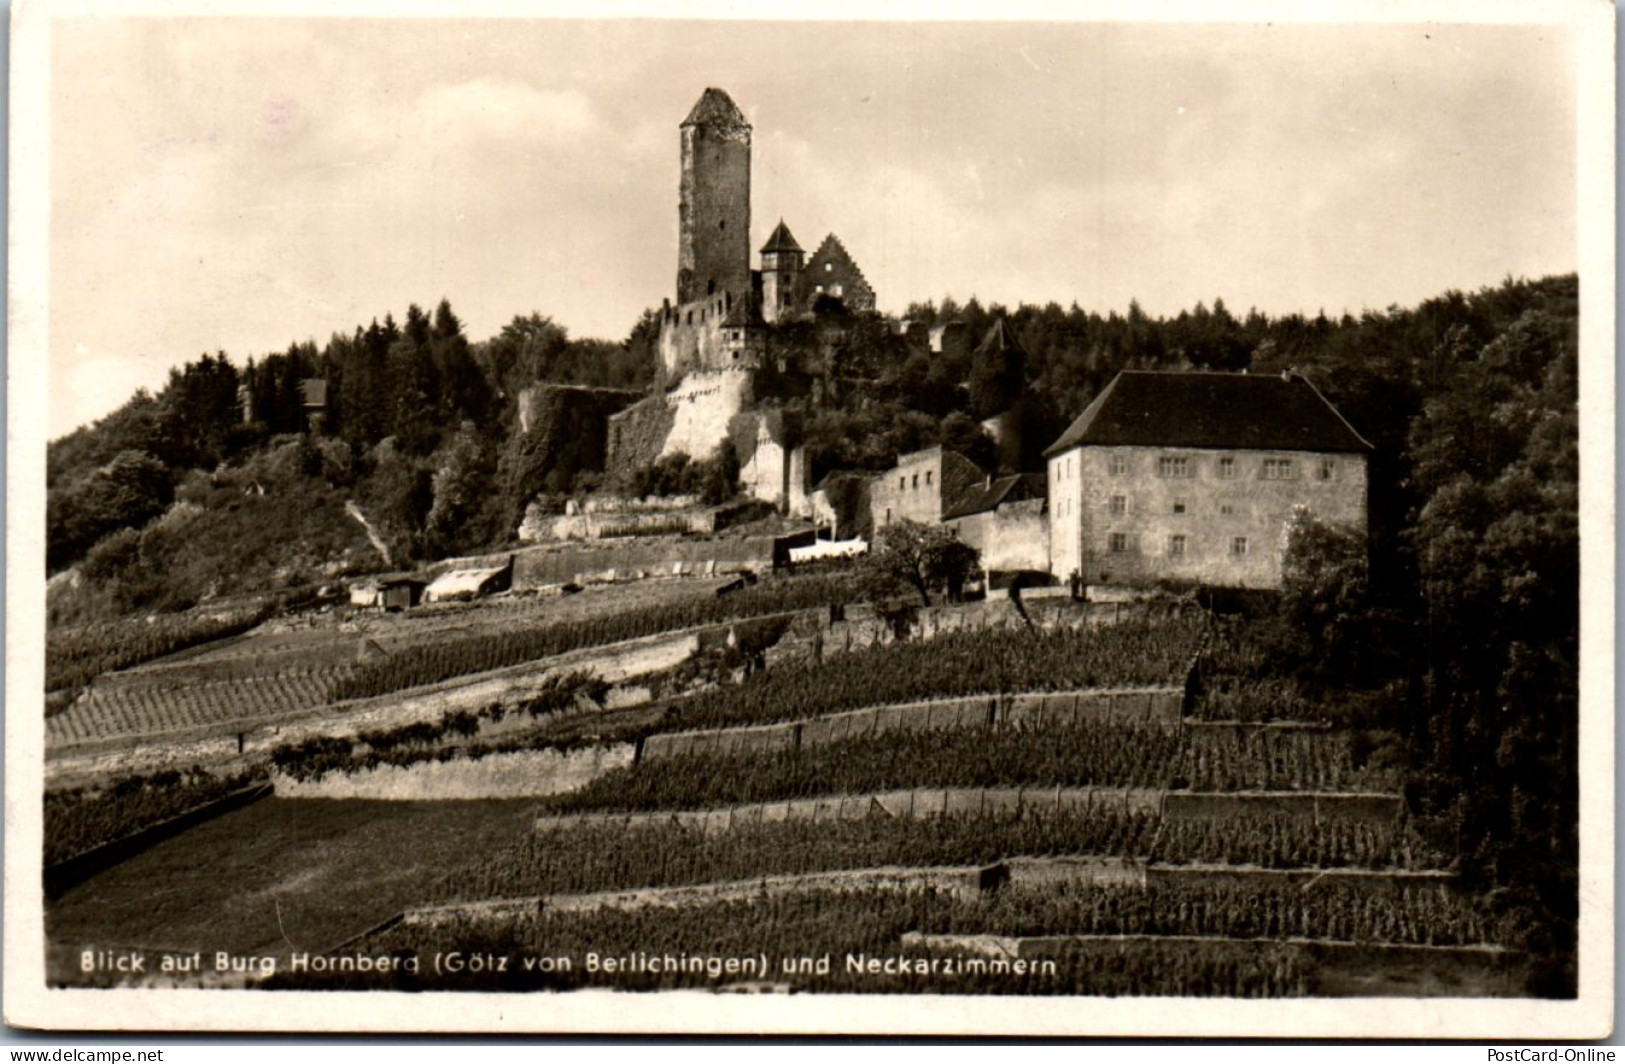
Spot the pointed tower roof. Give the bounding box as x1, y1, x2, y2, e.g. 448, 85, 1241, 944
761, 219, 803, 255
974, 318, 1026, 357
682, 88, 751, 132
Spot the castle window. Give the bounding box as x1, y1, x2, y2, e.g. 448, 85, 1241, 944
1263, 458, 1297, 480
1108, 454, 1127, 477
686, 311, 693, 325
912, 473, 919, 490
1218, 457, 1236, 479
832, 284, 843, 298
1109, 495, 1127, 515
825, 262, 833, 273
719, 219, 726, 231
1220, 503, 1236, 515
1169, 535, 1187, 556
1157, 456, 1192, 478
1172, 499, 1186, 514
1231, 537, 1249, 557
1109, 533, 1129, 553
925, 471, 933, 486
707, 279, 716, 295
899, 476, 906, 490
1317, 459, 1337, 481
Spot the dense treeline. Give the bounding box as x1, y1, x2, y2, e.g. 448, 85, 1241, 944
47, 301, 659, 579
50, 275, 1573, 600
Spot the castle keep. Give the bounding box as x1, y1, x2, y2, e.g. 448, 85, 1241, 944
654, 87, 876, 379
608, 87, 876, 510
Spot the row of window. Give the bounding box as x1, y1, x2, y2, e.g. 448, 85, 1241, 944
1107, 533, 1251, 557
897, 470, 934, 491
1109, 495, 1240, 516
1054, 453, 1341, 483
683, 292, 734, 327
1143, 455, 1337, 481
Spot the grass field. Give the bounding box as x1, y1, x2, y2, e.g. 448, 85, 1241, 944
45, 797, 538, 985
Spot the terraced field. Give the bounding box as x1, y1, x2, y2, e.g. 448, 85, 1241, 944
44, 604, 1521, 997
48, 666, 357, 745
43, 576, 743, 748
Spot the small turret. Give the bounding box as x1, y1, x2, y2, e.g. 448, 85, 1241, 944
759, 219, 804, 324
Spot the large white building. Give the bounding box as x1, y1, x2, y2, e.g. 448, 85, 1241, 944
1044, 370, 1372, 590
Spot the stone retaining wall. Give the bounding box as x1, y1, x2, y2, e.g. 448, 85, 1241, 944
273, 744, 635, 800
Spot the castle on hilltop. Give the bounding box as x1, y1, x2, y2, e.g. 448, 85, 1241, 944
656, 87, 875, 379
603, 87, 879, 513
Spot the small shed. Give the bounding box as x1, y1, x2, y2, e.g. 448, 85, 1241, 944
423, 560, 513, 603
379, 576, 428, 611
350, 575, 428, 610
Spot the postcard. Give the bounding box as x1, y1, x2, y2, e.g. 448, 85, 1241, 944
6, 0, 1614, 1038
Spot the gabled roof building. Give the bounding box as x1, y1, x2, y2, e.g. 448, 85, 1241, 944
1045, 370, 1372, 590
943, 473, 1050, 576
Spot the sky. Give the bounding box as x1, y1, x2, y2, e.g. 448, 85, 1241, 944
47, 16, 1578, 438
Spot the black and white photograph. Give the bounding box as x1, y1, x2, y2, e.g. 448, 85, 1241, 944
5, 0, 1614, 1038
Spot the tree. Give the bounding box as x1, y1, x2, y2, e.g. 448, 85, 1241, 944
1278, 508, 1386, 684
47, 449, 175, 572
864, 519, 981, 606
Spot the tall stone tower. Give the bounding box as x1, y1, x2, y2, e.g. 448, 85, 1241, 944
759, 219, 804, 324
677, 88, 752, 306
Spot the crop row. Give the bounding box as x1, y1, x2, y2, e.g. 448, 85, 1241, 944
544, 722, 1398, 815
328, 572, 856, 702
46, 666, 353, 744
269, 672, 607, 782
923, 879, 1495, 947
43, 766, 262, 867
272, 889, 1312, 996
46, 603, 278, 695
435, 809, 1446, 903
664, 618, 1205, 733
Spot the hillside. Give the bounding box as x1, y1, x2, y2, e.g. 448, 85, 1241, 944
42, 274, 1581, 996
